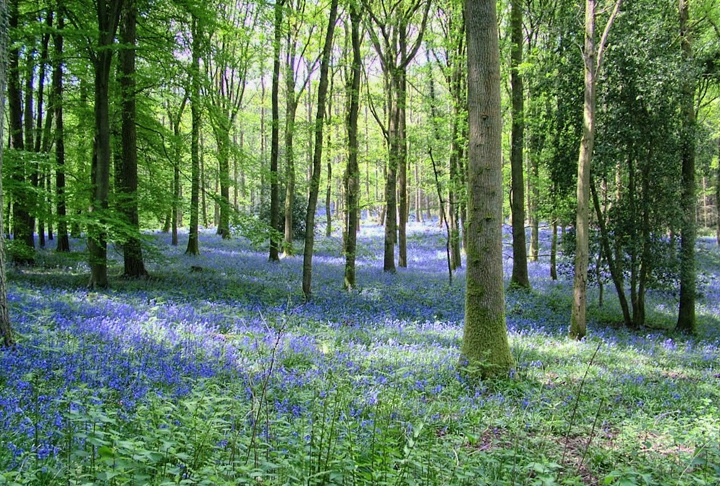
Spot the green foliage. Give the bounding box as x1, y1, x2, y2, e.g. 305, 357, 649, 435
256, 191, 307, 241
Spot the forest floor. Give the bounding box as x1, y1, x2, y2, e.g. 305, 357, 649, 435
1, 222, 719, 485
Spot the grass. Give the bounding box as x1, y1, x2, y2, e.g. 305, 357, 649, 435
1, 222, 719, 485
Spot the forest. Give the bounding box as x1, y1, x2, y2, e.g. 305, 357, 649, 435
0, 0, 720, 483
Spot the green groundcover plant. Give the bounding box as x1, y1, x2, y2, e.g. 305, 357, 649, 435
1, 223, 718, 485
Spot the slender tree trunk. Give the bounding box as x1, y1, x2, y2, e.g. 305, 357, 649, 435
676, 0, 697, 334
550, 217, 558, 280
117, 0, 147, 278
344, 5, 361, 290
0, 0, 15, 347
269, 0, 283, 262
509, 0, 529, 289
53, 13, 70, 252
185, 16, 201, 256
283, 87, 298, 256
716, 137, 719, 246
302, 0, 339, 299
88, 0, 124, 289
461, 0, 513, 378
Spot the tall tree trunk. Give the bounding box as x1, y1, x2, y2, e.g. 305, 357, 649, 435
716, 137, 719, 246
397, 66, 408, 268
550, 217, 558, 280
117, 0, 147, 278
302, 0, 339, 299
53, 12, 70, 252
570, 0, 597, 339
0, 0, 15, 347
283, 77, 298, 256
8, 0, 34, 264
268, 0, 283, 262
344, 1, 361, 290
461, 0, 513, 379
676, 0, 696, 334
570, 0, 622, 339
185, 16, 201, 256
88, 0, 124, 289
509, 0, 529, 289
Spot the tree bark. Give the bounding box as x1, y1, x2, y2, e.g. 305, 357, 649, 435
117, 0, 147, 278
302, 0, 339, 299
7, 0, 35, 264
269, 0, 283, 262
53, 12, 70, 252
185, 16, 202, 256
676, 0, 696, 334
344, 3, 361, 290
461, 0, 513, 379
509, 0, 530, 289
0, 0, 15, 347
88, 0, 124, 289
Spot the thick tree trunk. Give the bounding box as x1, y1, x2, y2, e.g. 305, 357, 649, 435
117, 0, 147, 278
185, 16, 201, 256
53, 13, 70, 252
302, 0, 339, 299
676, 0, 696, 334
268, 0, 283, 262
509, 0, 529, 289
461, 0, 513, 379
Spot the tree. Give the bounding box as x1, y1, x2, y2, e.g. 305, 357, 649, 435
7, 0, 35, 264
301, 0, 339, 299
0, 0, 15, 348
205, 1, 257, 240
509, 0, 529, 289
186, 14, 203, 256
344, 0, 362, 290
87, 0, 125, 288
676, 0, 697, 334
570, 0, 622, 339
117, 0, 148, 278
460, 0, 513, 378
53, 8, 70, 252
364, 0, 431, 271
268, 0, 283, 262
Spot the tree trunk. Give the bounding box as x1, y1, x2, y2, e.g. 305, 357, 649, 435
8, 0, 34, 264
461, 0, 513, 379
53, 13, 70, 252
0, 0, 15, 347
302, 0, 339, 299
676, 0, 696, 334
570, 0, 623, 339
344, 3, 361, 290
283, 76, 298, 256
117, 0, 147, 278
269, 0, 283, 262
716, 137, 719, 246
88, 0, 124, 289
185, 16, 201, 256
550, 217, 558, 280
509, 0, 529, 289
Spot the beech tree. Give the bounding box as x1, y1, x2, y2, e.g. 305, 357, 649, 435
0, 0, 14, 348
460, 0, 513, 378
570, 0, 623, 339
364, 0, 431, 271
344, 0, 362, 290
302, 0, 339, 299
509, 0, 529, 289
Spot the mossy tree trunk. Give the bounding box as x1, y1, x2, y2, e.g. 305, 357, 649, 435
344, 1, 361, 290
460, 0, 513, 379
